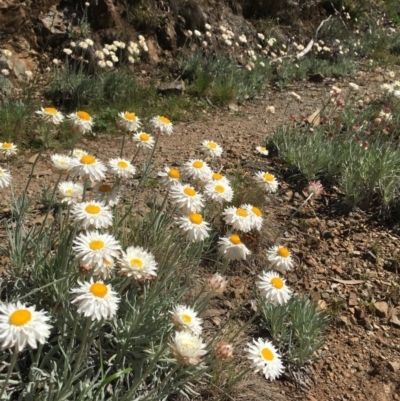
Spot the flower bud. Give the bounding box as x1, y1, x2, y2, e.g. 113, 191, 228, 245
215, 341, 234, 361
206, 273, 227, 295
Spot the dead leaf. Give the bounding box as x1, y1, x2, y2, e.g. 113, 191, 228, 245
307, 109, 321, 126
331, 278, 365, 285
34, 170, 52, 177
28, 153, 40, 164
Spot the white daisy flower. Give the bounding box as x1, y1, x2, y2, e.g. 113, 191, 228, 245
201, 140, 223, 158
158, 166, 181, 189
95, 50, 104, 59
70, 154, 107, 182
78, 41, 88, 49
204, 181, 233, 204
218, 234, 251, 260
118, 111, 141, 132
132, 132, 155, 149
92, 183, 120, 206
71, 279, 120, 321
111, 55, 119, 63
175, 212, 210, 242
0, 167, 11, 188
71, 148, 88, 158
169, 330, 207, 366
255, 171, 279, 193
169, 183, 204, 213
119, 246, 158, 280
257, 271, 292, 305
204, 171, 231, 186
241, 204, 263, 231
67, 111, 94, 134
183, 159, 212, 181
84, 38, 94, 46
266, 245, 294, 271
73, 231, 121, 266
58, 181, 83, 204
222, 206, 253, 232
106, 60, 113, 68
71, 201, 113, 230
108, 158, 136, 179
98, 60, 106, 68
0, 142, 17, 156
170, 305, 203, 335
256, 146, 269, 156
247, 338, 284, 380
2, 49, 12, 58
51, 154, 73, 171
35, 107, 64, 125
92, 258, 115, 280
63, 48, 72, 55
0, 302, 52, 352
151, 115, 173, 135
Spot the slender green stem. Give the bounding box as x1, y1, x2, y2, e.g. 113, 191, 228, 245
120, 131, 126, 158
0, 349, 19, 400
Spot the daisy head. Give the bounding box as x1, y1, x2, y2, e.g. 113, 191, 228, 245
256, 146, 269, 156
51, 154, 73, 172
151, 115, 173, 135
169, 330, 207, 366
118, 111, 141, 132
0, 167, 11, 188
92, 183, 120, 206
255, 171, 279, 193
247, 338, 284, 380
201, 140, 223, 158
204, 181, 234, 204
0, 142, 17, 156
132, 132, 155, 149
58, 181, 83, 204
119, 246, 158, 280
266, 245, 294, 271
158, 166, 181, 189
92, 258, 116, 280
67, 111, 94, 134
305, 181, 324, 198
71, 279, 120, 321
170, 304, 203, 335
73, 231, 121, 267
71, 148, 88, 159
71, 201, 113, 230
35, 107, 64, 125
205, 272, 228, 295
108, 158, 136, 179
183, 159, 212, 181
222, 206, 253, 232
175, 212, 211, 242
169, 183, 204, 213
241, 204, 263, 231
70, 154, 107, 182
218, 234, 251, 261
257, 271, 292, 305
0, 302, 52, 352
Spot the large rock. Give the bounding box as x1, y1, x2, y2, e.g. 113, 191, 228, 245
40, 5, 68, 44
0, 0, 26, 34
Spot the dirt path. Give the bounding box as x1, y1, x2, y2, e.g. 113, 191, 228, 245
1, 70, 400, 401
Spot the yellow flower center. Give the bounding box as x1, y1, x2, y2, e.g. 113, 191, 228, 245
215, 185, 225, 193
236, 208, 248, 217
77, 111, 91, 121
85, 204, 101, 214
1, 143, 12, 149
277, 247, 290, 258
259, 147, 266, 152
140, 133, 150, 141
271, 277, 284, 289
103, 259, 113, 266
189, 213, 203, 225
44, 107, 57, 115
90, 282, 108, 298
207, 142, 217, 149
99, 184, 112, 193
158, 116, 170, 124
261, 347, 274, 361
168, 169, 180, 179
229, 235, 242, 245
117, 160, 129, 169
9, 309, 32, 326
181, 314, 192, 323
65, 189, 73, 195
263, 173, 274, 182
89, 240, 104, 251
130, 258, 143, 268
80, 155, 96, 165
184, 187, 196, 197
193, 161, 203, 169
124, 112, 136, 121
251, 206, 262, 217
212, 173, 223, 180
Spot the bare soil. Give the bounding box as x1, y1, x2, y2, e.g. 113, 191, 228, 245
1, 68, 400, 401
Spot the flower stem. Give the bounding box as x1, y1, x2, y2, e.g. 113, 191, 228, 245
0, 348, 19, 400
